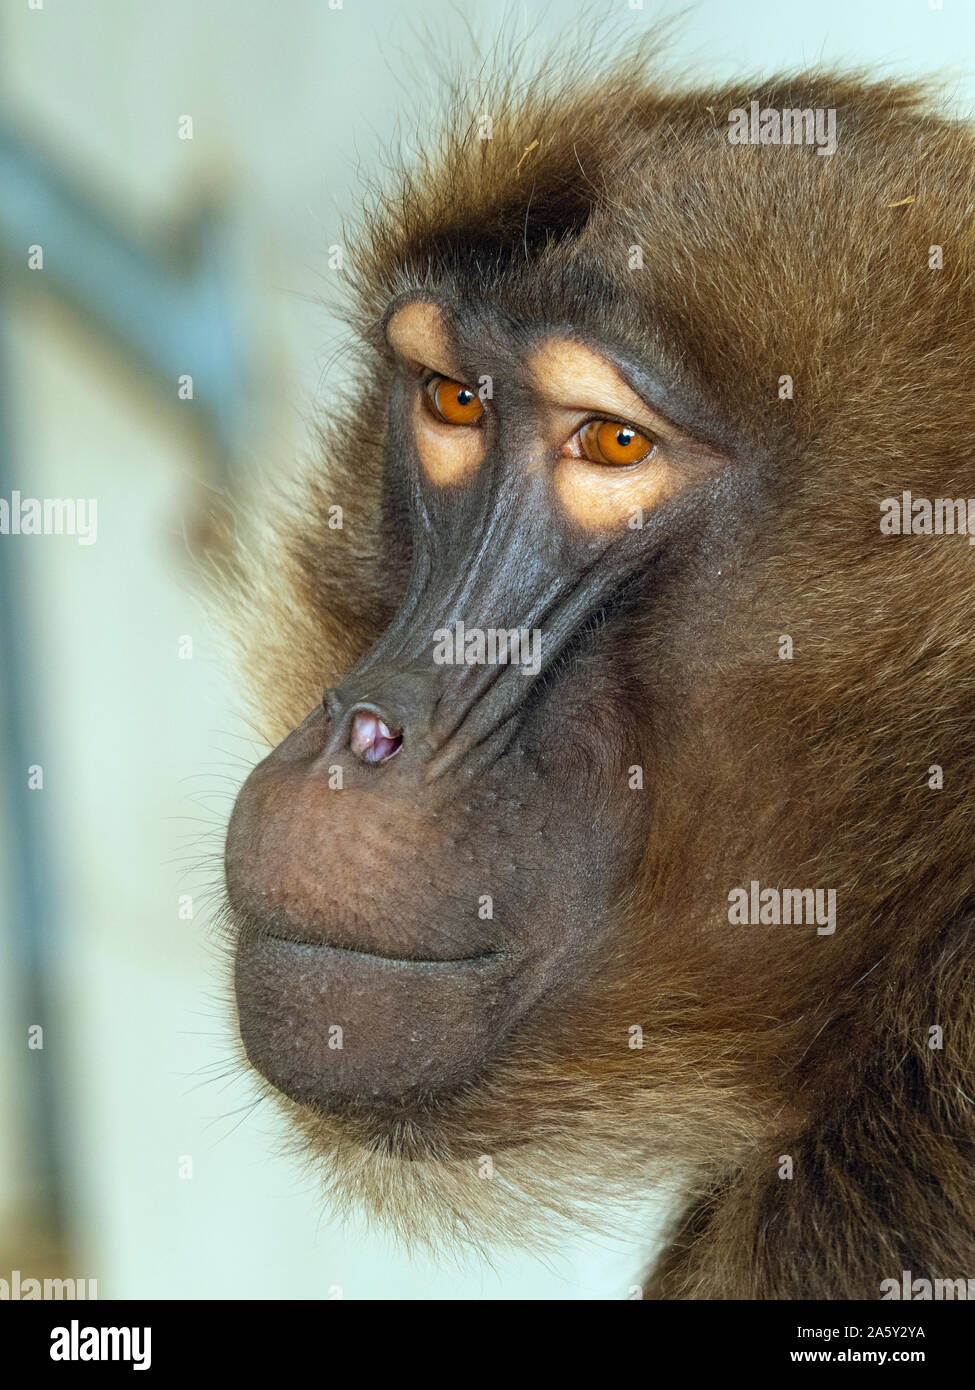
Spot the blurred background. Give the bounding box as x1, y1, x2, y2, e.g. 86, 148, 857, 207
0, 0, 972, 1300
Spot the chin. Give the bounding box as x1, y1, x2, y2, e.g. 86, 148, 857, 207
233, 922, 516, 1110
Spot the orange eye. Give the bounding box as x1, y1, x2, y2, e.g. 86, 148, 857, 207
578, 419, 655, 466
424, 375, 484, 426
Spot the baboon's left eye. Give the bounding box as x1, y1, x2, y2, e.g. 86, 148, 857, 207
576, 419, 656, 466
424, 375, 484, 426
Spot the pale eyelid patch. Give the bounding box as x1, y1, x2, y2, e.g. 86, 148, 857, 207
528, 337, 712, 530
386, 301, 485, 486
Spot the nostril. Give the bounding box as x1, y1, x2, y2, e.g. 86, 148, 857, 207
349, 709, 403, 764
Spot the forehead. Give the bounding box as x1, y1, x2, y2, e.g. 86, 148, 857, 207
385, 299, 652, 421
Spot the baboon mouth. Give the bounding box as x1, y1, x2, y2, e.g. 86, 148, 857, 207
262, 929, 505, 970
234, 927, 519, 1105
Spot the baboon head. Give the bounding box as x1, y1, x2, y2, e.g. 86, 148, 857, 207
223, 51, 975, 1291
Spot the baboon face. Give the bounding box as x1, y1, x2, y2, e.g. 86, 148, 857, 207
226, 279, 764, 1109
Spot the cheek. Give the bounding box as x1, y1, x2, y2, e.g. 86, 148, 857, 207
413, 393, 484, 486
554, 456, 679, 529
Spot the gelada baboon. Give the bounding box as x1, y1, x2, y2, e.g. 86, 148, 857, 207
222, 41, 975, 1298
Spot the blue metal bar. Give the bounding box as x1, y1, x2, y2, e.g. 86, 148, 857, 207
0, 123, 252, 470
0, 300, 67, 1232
0, 122, 252, 1237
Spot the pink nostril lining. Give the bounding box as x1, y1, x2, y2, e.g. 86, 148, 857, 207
349, 710, 403, 764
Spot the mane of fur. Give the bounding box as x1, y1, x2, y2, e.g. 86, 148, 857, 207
222, 39, 975, 1297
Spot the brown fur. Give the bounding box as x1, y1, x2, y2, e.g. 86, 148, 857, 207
223, 40, 975, 1296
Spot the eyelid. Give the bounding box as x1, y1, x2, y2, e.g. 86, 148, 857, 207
392, 345, 465, 383
575, 410, 656, 437
421, 368, 476, 391
530, 377, 666, 440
